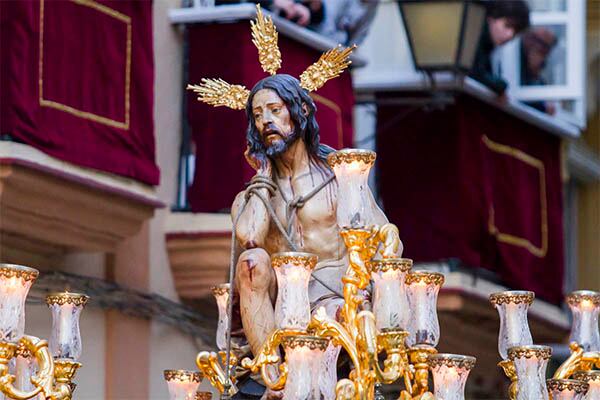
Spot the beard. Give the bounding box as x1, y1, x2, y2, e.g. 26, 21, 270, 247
264, 128, 300, 158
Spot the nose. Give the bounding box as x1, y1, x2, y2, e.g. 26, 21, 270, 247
263, 110, 274, 124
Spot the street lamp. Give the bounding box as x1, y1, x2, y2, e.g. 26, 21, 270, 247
399, 0, 486, 73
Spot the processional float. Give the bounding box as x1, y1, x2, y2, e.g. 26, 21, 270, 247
163, 5, 600, 400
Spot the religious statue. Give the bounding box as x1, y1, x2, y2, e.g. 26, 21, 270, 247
188, 6, 403, 399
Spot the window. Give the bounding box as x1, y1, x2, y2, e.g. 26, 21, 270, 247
498, 0, 586, 127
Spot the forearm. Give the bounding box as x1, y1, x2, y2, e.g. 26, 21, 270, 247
232, 175, 274, 248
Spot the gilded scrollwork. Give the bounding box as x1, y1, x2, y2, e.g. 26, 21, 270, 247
326, 149, 376, 169
405, 272, 445, 287
546, 378, 589, 393
0, 264, 38, 282
489, 291, 535, 306
271, 252, 318, 270
45, 292, 89, 307
507, 345, 552, 361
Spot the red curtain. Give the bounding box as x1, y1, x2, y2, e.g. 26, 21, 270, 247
187, 22, 354, 212
1, 0, 158, 185
377, 95, 564, 304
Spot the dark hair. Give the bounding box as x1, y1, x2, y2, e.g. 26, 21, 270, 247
486, 0, 530, 33
245, 74, 333, 162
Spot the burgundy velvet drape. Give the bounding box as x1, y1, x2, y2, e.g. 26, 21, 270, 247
1, 0, 158, 184
187, 22, 354, 212
377, 95, 564, 304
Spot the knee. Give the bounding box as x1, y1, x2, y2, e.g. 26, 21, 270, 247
236, 248, 272, 291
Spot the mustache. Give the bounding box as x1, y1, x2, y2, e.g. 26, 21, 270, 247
263, 124, 282, 136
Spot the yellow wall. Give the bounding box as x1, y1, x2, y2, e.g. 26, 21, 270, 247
577, 1, 600, 291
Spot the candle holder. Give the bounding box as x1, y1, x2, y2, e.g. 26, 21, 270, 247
566, 291, 600, 352
370, 258, 412, 331
0, 264, 38, 343
46, 292, 89, 361
489, 291, 535, 360
405, 271, 444, 347
428, 354, 476, 400
281, 335, 329, 400
572, 371, 600, 399
508, 345, 552, 400
163, 370, 203, 400
546, 379, 589, 400
327, 149, 377, 229
211, 284, 230, 351
272, 252, 317, 330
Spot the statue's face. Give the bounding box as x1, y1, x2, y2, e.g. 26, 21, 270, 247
251, 89, 296, 156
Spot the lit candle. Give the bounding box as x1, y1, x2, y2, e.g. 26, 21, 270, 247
429, 354, 476, 400
566, 291, 600, 352
546, 379, 589, 400
46, 292, 88, 360
572, 371, 600, 400
211, 284, 230, 351
327, 149, 376, 229
272, 252, 317, 330
163, 370, 203, 400
489, 291, 534, 359
282, 335, 329, 400
405, 271, 444, 346
370, 258, 412, 331
508, 345, 551, 400
0, 264, 38, 343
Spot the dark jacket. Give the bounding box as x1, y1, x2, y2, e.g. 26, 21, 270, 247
470, 24, 508, 95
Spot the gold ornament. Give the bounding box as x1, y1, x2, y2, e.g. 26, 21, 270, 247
546, 378, 589, 394
251, 5, 281, 75
300, 45, 356, 92
187, 79, 249, 111
188, 5, 355, 110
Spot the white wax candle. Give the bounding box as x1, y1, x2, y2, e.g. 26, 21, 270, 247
58, 304, 74, 352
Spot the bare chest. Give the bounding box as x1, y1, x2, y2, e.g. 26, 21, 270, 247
265, 173, 341, 255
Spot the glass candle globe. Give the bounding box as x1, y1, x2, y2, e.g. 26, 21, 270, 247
547, 379, 589, 400
282, 335, 329, 400
572, 371, 600, 400
272, 252, 317, 330
566, 291, 600, 352
164, 370, 203, 400
490, 291, 534, 360
370, 258, 412, 331
327, 149, 376, 229
508, 345, 552, 400
46, 292, 89, 361
212, 284, 230, 351
428, 354, 476, 400
405, 271, 444, 346
0, 264, 38, 343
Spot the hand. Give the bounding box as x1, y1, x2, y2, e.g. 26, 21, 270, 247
273, 0, 296, 17
244, 146, 272, 177
291, 3, 310, 26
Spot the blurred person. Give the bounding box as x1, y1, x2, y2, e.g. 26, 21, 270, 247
520, 27, 558, 114
312, 0, 379, 45
215, 0, 324, 27
470, 0, 530, 97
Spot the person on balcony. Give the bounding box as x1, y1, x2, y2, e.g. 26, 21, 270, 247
520, 27, 558, 114
216, 0, 324, 27
312, 0, 379, 45
470, 0, 530, 96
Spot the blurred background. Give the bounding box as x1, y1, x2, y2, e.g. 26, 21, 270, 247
0, 0, 599, 398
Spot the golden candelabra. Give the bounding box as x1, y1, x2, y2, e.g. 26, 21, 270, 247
0, 264, 88, 400
491, 290, 600, 399
166, 149, 479, 400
